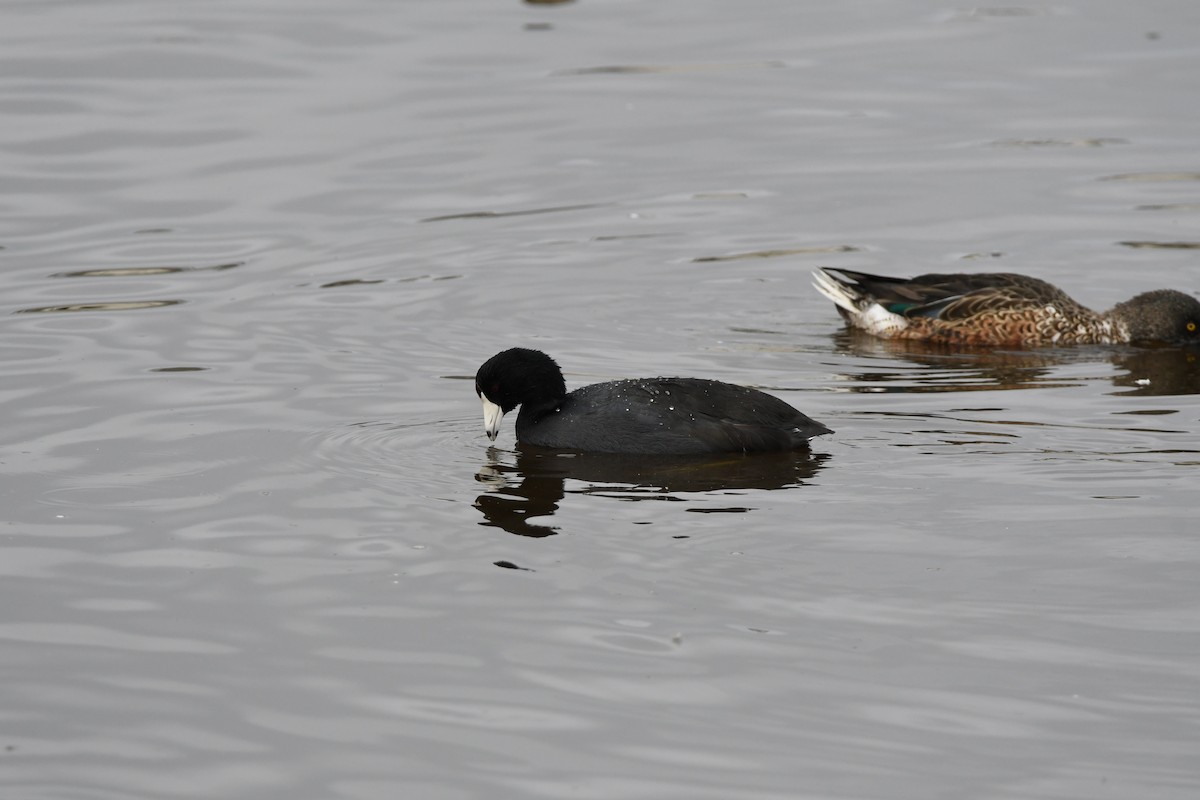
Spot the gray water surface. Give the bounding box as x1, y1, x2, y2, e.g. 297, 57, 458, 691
3, 1, 1199, 798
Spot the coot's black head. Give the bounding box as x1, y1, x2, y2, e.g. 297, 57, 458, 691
1113, 289, 1200, 345
475, 348, 567, 441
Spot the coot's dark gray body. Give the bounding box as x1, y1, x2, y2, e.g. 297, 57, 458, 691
475, 348, 831, 455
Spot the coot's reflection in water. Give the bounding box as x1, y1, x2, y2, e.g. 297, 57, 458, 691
830, 330, 1200, 396
474, 446, 829, 537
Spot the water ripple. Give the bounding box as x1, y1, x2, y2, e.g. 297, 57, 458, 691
15, 299, 183, 314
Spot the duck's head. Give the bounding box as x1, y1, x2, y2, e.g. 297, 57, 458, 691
1114, 290, 1200, 345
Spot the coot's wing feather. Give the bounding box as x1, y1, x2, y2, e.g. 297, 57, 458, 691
651, 378, 831, 451
684, 417, 804, 452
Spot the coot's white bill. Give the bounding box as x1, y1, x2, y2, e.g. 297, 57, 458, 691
481, 394, 504, 441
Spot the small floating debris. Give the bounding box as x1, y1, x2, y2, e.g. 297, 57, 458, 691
150, 366, 209, 373
494, 560, 534, 571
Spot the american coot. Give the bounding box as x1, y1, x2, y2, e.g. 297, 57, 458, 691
474, 348, 832, 455
812, 267, 1200, 347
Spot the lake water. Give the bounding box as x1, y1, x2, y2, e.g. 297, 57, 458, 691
3, 1, 1199, 798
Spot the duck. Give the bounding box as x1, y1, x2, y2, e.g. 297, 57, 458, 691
812, 267, 1200, 346
474, 348, 831, 454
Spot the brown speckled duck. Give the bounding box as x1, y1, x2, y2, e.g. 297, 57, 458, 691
812, 268, 1200, 347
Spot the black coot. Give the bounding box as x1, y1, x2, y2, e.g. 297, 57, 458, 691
474, 348, 832, 454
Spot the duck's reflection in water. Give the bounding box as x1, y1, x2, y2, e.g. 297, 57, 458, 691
830, 330, 1200, 396
1110, 345, 1200, 396
829, 330, 1075, 392
474, 446, 828, 537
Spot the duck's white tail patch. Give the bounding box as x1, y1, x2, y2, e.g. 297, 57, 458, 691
811, 268, 910, 337
856, 303, 911, 337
